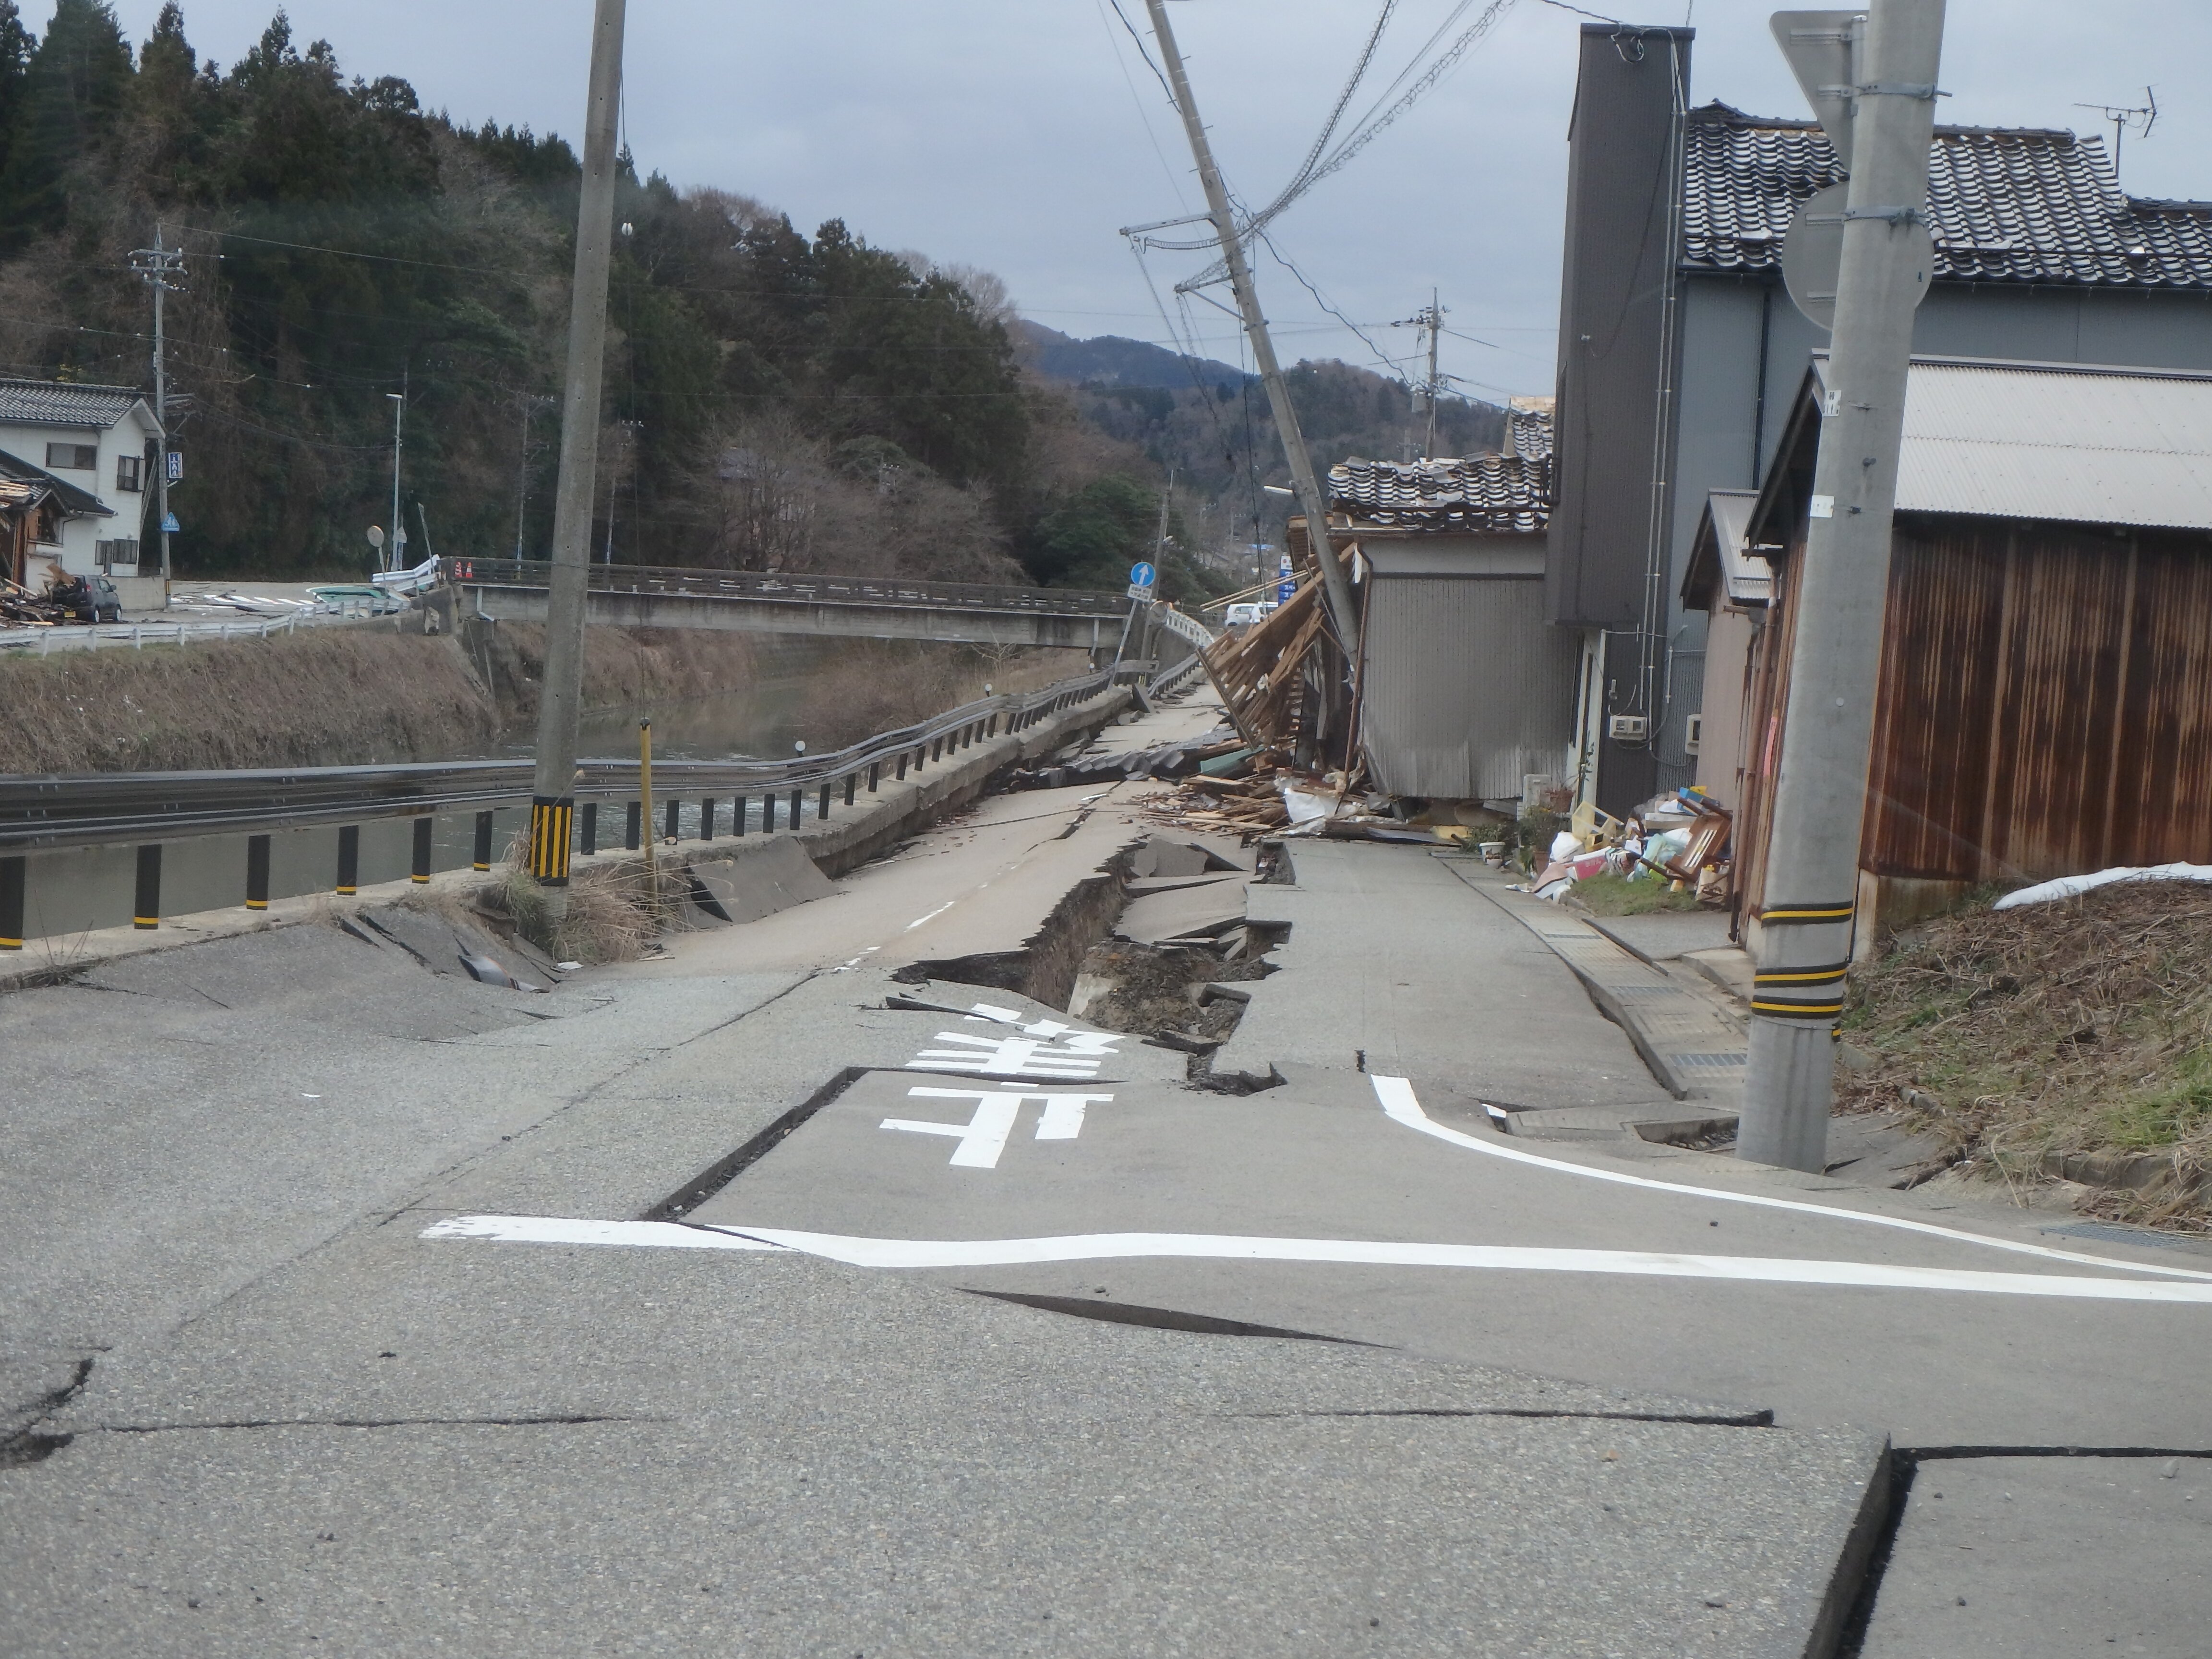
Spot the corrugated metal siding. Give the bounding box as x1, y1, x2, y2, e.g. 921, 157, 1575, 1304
1359, 577, 1577, 800
1894, 361, 2212, 528
1751, 516, 2212, 895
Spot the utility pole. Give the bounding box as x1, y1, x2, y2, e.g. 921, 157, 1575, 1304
526, 0, 627, 917
1141, 0, 1359, 647
128, 224, 185, 591
385, 384, 405, 574
1389, 291, 1445, 460
513, 392, 542, 560
1737, 0, 1947, 1172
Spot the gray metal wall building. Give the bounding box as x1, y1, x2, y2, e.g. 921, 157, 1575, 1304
1358, 541, 1578, 802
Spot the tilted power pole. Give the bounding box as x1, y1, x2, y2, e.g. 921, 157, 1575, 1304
526, 0, 628, 918
1141, 0, 1360, 647
1737, 0, 1947, 1171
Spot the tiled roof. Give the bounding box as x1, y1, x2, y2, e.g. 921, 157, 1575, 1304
1682, 101, 2212, 291
1506, 407, 1552, 462
1327, 453, 1550, 534
0, 379, 147, 429
0, 448, 114, 516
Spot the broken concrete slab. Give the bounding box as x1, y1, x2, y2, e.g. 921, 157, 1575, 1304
685, 835, 837, 925
1860, 1455, 2212, 1659
1129, 833, 1248, 878
1113, 877, 1248, 945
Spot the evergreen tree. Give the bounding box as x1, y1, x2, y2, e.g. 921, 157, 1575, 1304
0, 0, 36, 188
0, 0, 132, 250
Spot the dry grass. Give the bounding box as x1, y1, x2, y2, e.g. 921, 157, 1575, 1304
0, 630, 494, 773
1840, 882, 2212, 1226
491, 856, 661, 966
1, 622, 1087, 778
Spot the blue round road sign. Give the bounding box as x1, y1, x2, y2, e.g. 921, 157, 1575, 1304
1129, 561, 1156, 588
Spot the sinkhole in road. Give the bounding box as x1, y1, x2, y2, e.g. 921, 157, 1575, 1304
651, 831, 1286, 1222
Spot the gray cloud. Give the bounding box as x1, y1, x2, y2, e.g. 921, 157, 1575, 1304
113, 1, 2212, 401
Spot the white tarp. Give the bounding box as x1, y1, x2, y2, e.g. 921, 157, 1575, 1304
1991, 863, 2212, 912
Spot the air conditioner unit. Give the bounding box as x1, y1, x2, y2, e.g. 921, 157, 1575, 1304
1684, 714, 1704, 756
1607, 714, 1649, 744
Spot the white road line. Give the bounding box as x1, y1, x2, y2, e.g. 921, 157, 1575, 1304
903, 901, 956, 932
415, 1216, 2212, 1304
420, 1215, 787, 1251
1369, 1074, 2212, 1283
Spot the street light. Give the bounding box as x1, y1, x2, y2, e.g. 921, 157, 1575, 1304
385, 393, 405, 574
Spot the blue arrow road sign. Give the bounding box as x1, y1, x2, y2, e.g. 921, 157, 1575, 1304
1129, 561, 1155, 589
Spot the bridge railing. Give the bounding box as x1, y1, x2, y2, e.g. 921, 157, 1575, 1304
447, 557, 1132, 620
0, 663, 1154, 946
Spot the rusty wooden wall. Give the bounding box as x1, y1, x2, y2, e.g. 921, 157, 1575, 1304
1743, 513, 2212, 914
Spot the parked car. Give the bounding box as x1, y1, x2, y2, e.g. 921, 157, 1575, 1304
47, 574, 122, 624
1223, 601, 1279, 628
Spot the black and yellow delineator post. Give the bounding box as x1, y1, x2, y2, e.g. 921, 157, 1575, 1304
1748, 900, 1858, 1021
2, 854, 26, 949
133, 843, 162, 930
411, 817, 434, 884
526, 796, 575, 887
335, 825, 360, 896
245, 835, 271, 911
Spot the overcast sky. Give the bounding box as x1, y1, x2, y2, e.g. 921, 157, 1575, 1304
109, 0, 2212, 402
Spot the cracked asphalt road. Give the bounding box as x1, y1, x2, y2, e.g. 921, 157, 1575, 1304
6, 694, 2210, 1656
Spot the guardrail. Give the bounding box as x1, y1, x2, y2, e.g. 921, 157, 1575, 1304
0, 613, 308, 655
0, 662, 1159, 948
448, 557, 1133, 621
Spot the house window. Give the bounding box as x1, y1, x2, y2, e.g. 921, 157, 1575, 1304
115, 454, 142, 493
33, 504, 60, 544
45, 442, 96, 471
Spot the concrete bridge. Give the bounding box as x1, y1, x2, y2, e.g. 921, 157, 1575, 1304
448, 557, 1145, 649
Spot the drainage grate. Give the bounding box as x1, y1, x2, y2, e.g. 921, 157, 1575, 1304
1671, 1052, 1747, 1068
2038, 1221, 2212, 1254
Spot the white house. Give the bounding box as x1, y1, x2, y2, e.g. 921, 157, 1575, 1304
0, 379, 163, 603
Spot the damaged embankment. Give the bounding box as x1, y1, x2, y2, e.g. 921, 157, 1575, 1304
0, 614, 1074, 775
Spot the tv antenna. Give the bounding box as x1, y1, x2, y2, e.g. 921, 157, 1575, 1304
2075, 85, 2156, 176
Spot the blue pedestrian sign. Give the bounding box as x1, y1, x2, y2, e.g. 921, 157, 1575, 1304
161, 512, 180, 533
1129, 561, 1155, 589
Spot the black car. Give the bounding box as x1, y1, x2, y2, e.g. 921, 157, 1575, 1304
48, 574, 122, 625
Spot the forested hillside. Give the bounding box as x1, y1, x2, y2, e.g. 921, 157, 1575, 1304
0, 1, 1497, 603
1018, 325, 1508, 564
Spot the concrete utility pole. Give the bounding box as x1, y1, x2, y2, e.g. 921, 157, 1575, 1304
1422, 288, 1441, 458
1738, 0, 1946, 1172
526, 0, 628, 915
385, 387, 405, 574
1142, 0, 1360, 647
128, 224, 185, 590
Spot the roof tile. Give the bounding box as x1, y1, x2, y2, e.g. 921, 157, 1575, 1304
1328, 453, 1550, 534
1683, 102, 2212, 291
0, 379, 146, 429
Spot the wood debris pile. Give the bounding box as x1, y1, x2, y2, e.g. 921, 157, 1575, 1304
1201, 576, 1326, 748
1140, 749, 1295, 837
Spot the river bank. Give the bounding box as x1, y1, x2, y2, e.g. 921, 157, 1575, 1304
0, 616, 1082, 775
